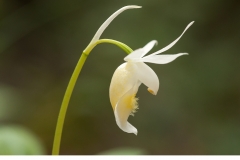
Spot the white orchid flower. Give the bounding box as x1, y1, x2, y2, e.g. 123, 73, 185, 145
85, 5, 141, 51
109, 21, 194, 135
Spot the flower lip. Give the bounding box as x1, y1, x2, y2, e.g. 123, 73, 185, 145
114, 81, 140, 135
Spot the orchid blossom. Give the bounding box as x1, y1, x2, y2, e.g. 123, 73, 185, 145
109, 21, 194, 135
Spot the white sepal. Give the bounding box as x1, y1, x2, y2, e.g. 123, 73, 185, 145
140, 40, 158, 57
144, 21, 194, 58
124, 48, 145, 61
124, 40, 157, 62
135, 62, 159, 95
89, 6, 141, 45
142, 53, 188, 64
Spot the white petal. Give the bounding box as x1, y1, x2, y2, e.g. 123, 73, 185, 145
135, 62, 159, 95
124, 48, 145, 61
144, 21, 194, 58
141, 40, 158, 57
114, 82, 140, 135
89, 6, 141, 44
142, 53, 188, 64
124, 40, 157, 61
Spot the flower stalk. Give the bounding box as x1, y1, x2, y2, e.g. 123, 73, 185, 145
52, 51, 87, 155
52, 39, 133, 155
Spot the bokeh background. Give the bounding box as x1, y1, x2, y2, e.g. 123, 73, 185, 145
0, 0, 240, 155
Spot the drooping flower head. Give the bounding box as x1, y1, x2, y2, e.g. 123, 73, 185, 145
109, 21, 194, 135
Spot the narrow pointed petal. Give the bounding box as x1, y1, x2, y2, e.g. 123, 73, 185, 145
124, 48, 145, 61
135, 62, 159, 95
141, 40, 158, 57
124, 40, 157, 62
114, 82, 140, 135
142, 53, 188, 64
89, 6, 141, 44
144, 21, 194, 58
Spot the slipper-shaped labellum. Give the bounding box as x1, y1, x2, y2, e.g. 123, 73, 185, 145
109, 21, 194, 135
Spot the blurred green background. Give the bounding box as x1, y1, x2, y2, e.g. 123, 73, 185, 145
0, 0, 240, 155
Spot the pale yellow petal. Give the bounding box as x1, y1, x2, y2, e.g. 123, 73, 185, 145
109, 62, 138, 109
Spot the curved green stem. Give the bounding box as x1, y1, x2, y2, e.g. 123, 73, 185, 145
52, 39, 133, 155
96, 39, 133, 54
85, 39, 133, 55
